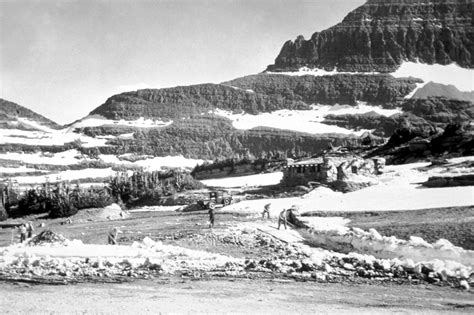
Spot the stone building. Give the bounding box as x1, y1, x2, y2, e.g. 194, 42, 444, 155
281, 153, 385, 186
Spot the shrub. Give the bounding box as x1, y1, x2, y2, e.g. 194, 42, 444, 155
108, 170, 203, 207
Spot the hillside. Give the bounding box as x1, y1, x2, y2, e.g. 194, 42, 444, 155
0, 0, 472, 173
223, 74, 419, 106
267, 0, 473, 72
0, 99, 60, 130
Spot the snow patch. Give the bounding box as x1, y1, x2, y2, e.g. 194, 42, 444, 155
267, 67, 381, 77
201, 172, 283, 188
392, 62, 473, 92
13, 168, 120, 184
0, 150, 87, 165
98, 154, 206, 171
212, 103, 400, 136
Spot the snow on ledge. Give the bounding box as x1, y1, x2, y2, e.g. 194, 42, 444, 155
212, 103, 400, 136
267, 62, 473, 96
266, 67, 382, 77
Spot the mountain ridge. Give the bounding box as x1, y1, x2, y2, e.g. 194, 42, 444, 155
267, 0, 473, 72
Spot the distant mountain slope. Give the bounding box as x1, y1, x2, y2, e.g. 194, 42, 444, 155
412, 82, 474, 102
0, 99, 60, 130
90, 84, 309, 120
267, 0, 473, 72
223, 73, 419, 105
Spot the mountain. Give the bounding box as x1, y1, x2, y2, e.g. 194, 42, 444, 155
0, 99, 60, 130
412, 82, 474, 102
0, 0, 472, 174
267, 0, 473, 73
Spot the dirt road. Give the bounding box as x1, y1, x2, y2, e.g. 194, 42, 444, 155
1, 278, 472, 314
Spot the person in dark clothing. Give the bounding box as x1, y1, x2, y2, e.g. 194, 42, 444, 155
19, 224, 27, 243
208, 208, 215, 228
26, 221, 34, 238
262, 203, 271, 219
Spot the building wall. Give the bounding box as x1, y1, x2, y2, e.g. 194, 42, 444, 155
281, 156, 385, 186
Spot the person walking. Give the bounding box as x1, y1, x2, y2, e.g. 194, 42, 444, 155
208, 207, 215, 228
26, 221, 34, 238
262, 203, 271, 219
19, 224, 27, 243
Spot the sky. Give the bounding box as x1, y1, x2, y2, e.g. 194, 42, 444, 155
0, 0, 364, 125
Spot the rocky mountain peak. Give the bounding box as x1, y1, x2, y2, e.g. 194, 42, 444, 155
267, 0, 473, 73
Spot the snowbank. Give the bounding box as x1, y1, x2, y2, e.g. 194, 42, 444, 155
300, 226, 473, 277
0, 237, 241, 275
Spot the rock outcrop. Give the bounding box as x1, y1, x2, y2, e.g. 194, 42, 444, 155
267, 0, 473, 72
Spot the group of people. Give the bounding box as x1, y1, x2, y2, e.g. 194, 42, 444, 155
18, 221, 34, 242
16, 202, 298, 245
207, 202, 297, 230
262, 203, 299, 230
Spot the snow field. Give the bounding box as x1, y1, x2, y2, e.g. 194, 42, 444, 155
200, 172, 283, 188
1, 151, 207, 184
391, 62, 474, 92
0, 115, 173, 148
0, 150, 89, 166
213, 103, 401, 136
12, 168, 120, 184
221, 157, 474, 213
99, 154, 206, 171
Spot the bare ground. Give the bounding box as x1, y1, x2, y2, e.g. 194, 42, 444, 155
1, 207, 473, 313
1, 278, 473, 314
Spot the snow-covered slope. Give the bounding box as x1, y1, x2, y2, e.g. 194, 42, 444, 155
221, 157, 474, 213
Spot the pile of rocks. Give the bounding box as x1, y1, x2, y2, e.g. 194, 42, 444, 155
243, 252, 472, 289
0, 255, 162, 283
27, 230, 67, 246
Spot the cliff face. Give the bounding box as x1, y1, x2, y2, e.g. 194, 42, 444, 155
224, 73, 419, 106
90, 84, 309, 120
267, 0, 473, 72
